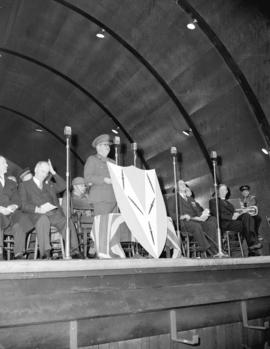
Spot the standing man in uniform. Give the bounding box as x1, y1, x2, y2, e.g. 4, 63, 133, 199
84, 134, 117, 216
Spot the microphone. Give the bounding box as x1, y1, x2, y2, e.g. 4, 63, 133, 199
210, 150, 217, 160
114, 136, 120, 146
131, 142, 137, 151
170, 146, 177, 156
64, 126, 72, 137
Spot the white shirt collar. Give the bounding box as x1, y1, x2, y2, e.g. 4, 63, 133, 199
0, 175, 5, 187
33, 176, 43, 189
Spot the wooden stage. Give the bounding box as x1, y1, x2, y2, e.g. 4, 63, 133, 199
0, 256, 270, 348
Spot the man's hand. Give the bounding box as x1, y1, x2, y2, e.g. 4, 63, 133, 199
104, 177, 112, 184
48, 159, 56, 175
180, 214, 191, 221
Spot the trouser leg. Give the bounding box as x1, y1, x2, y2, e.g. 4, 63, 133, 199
201, 217, 218, 252
35, 215, 51, 257
254, 215, 262, 236
12, 223, 26, 256
49, 211, 79, 252
238, 213, 257, 247
181, 221, 210, 251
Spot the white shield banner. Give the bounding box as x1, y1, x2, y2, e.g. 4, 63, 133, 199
107, 163, 167, 258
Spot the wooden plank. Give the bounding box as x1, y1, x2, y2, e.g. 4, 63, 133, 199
0, 257, 270, 279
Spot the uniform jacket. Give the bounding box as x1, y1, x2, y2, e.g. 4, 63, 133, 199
84, 154, 116, 204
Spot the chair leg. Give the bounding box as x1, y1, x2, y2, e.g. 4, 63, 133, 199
34, 234, 38, 260
237, 232, 244, 257
83, 228, 87, 259
186, 235, 190, 258
60, 235, 65, 258
226, 231, 231, 256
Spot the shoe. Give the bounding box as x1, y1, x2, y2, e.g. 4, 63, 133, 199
249, 243, 262, 250
42, 250, 51, 259
14, 252, 25, 260
71, 251, 83, 259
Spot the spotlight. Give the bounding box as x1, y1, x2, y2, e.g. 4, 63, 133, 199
96, 28, 105, 39
261, 148, 269, 155
112, 129, 118, 134
35, 128, 44, 133
182, 129, 192, 136
187, 19, 197, 30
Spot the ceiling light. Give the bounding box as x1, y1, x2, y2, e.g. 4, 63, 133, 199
35, 128, 44, 133
187, 19, 197, 30
182, 128, 192, 136
261, 148, 269, 155
112, 129, 119, 134
96, 28, 105, 39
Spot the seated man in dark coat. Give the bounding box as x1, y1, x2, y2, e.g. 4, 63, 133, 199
0, 156, 33, 259
167, 180, 217, 256
209, 184, 261, 255
19, 160, 80, 259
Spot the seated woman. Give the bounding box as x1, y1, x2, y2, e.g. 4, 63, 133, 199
209, 184, 261, 255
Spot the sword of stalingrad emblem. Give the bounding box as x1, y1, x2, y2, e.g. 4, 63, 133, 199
107, 163, 167, 258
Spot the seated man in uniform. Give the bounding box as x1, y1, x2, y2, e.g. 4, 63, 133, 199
209, 184, 261, 256
62, 177, 94, 257
0, 156, 33, 260
19, 167, 33, 183
167, 180, 217, 256
19, 159, 81, 259
239, 184, 262, 241
62, 177, 92, 216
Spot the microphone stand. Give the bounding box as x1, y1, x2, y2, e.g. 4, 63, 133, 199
131, 143, 138, 255
211, 151, 228, 258
64, 126, 72, 259
114, 136, 120, 166
131, 142, 137, 167
171, 148, 181, 241
114, 136, 120, 213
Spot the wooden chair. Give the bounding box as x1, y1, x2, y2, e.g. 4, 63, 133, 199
3, 233, 14, 260
224, 231, 244, 257
73, 207, 94, 258
25, 226, 65, 259
181, 231, 207, 258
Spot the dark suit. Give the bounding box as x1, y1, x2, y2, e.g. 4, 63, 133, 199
0, 177, 33, 256
19, 174, 79, 257
209, 198, 257, 247
167, 193, 217, 252
84, 154, 117, 215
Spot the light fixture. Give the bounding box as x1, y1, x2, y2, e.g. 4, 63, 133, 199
182, 128, 192, 136
96, 28, 105, 39
35, 128, 44, 133
187, 19, 197, 30
261, 148, 269, 155
112, 126, 120, 134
